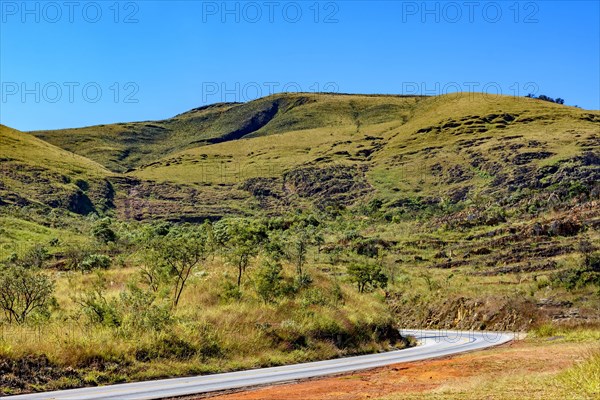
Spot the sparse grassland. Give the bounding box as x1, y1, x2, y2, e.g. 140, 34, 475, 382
0, 215, 405, 395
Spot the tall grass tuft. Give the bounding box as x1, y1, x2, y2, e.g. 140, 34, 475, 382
559, 348, 600, 397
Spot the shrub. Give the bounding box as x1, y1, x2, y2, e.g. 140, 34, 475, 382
63, 246, 92, 271
79, 254, 111, 272
527, 94, 566, 105
195, 322, 223, 358
367, 198, 383, 214
92, 218, 117, 244
553, 252, 600, 291
270, 319, 308, 350
159, 336, 197, 359
254, 260, 283, 303
74, 179, 89, 191
220, 280, 242, 302
585, 251, 600, 272
74, 276, 121, 327
531, 322, 557, 338
300, 288, 329, 307
293, 272, 313, 290
136, 334, 198, 361
20, 244, 49, 269
119, 283, 172, 332
0, 266, 55, 324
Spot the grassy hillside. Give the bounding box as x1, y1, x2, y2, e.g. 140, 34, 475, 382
31, 94, 421, 173
371, 93, 600, 201
7, 92, 600, 254
20, 91, 600, 222
0, 125, 113, 214
117, 93, 599, 220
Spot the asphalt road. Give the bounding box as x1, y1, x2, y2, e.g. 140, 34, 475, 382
4, 329, 515, 400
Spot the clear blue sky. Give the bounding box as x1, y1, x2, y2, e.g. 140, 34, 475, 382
1, 0, 599, 131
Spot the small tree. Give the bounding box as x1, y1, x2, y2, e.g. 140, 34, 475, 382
228, 240, 257, 289
284, 224, 319, 278
140, 261, 168, 293
215, 218, 265, 288
0, 266, 55, 324
149, 229, 209, 307
254, 260, 283, 303
347, 261, 388, 293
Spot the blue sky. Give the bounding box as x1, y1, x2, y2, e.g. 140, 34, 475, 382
1, 0, 599, 131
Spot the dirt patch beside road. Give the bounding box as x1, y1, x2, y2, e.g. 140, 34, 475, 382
207, 339, 592, 400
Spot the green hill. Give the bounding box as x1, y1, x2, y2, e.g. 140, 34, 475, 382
0, 125, 112, 214
22, 92, 599, 221
124, 93, 599, 219
31, 94, 421, 173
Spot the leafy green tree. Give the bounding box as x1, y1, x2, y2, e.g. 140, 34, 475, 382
284, 224, 320, 278
254, 260, 283, 303
215, 218, 266, 288
346, 261, 388, 293
0, 266, 55, 324
149, 228, 209, 307
264, 230, 286, 261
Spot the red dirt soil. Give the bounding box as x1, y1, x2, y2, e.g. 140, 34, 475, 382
205, 340, 585, 400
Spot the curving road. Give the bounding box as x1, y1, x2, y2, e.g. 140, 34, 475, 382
4, 329, 515, 400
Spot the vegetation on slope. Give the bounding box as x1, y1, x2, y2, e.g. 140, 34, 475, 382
1, 92, 599, 394
0, 213, 404, 394
31, 94, 422, 173
0, 125, 113, 214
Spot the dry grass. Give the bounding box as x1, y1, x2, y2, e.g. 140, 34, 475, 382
0, 257, 399, 394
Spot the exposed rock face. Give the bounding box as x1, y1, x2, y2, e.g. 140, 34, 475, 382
283, 164, 372, 204
548, 218, 582, 236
